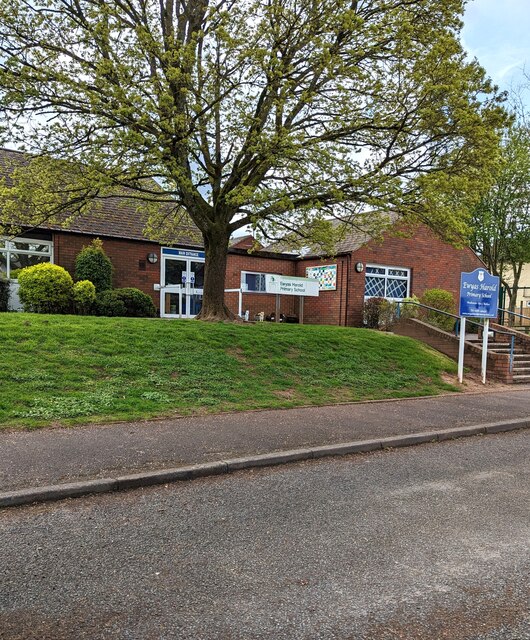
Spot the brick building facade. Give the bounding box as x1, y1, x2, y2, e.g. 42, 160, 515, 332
1, 147, 484, 325
22, 222, 482, 326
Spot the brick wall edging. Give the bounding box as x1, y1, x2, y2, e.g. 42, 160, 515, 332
394, 318, 513, 383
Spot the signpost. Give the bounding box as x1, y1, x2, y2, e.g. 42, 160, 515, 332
458, 269, 500, 384
265, 275, 319, 323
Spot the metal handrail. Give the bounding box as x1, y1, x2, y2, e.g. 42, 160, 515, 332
498, 307, 530, 323
396, 300, 516, 373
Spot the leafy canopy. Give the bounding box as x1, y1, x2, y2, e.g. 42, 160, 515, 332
0, 0, 508, 248
470, 122, 530, 308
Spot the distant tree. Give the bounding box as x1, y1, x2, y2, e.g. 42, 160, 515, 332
0, 0, 508, 320
470, 124, 530, 316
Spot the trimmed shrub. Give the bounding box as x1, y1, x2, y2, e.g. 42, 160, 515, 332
420, 288, 456, 332
73, 280, 96, 314
18, 263, 73, 313
399, 295, 420, 319
95, 287, 156, 317
75, 238, 113, 292
0, 277, 9, 312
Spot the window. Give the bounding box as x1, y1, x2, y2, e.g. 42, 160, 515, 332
364, 265, 410, 301
0, 237, 53, 279
241, 271, 269, 292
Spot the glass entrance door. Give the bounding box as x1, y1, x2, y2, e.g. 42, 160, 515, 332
160, 249, 205, 318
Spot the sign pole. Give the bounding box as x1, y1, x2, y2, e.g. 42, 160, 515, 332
481, 318, 489, 384
458, 316, 466, 383
275, 294, 280, 323
299, 296, 304, 324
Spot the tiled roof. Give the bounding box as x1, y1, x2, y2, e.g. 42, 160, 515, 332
265, 214, 400, 258
0, 147, 202, 246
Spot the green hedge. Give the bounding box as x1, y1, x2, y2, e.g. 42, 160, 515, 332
95, 288, 156, 317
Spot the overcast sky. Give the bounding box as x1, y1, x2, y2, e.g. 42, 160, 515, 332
462, 0, 530, 103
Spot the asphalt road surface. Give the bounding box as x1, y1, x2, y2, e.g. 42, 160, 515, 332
1, 431, 529, 639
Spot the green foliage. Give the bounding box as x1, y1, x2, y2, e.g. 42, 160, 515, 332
0, 0, 510, 320
470, 122, 530, 312
9, 268, 22, 280
73, 280, 96, 314
95, 288, 156, 318
74, 239, 113, 292
400, 295, 421, 319
420, 289, 456, 332
0, 277, 9, 311
17, 263, 73, 314
363, 297, 396, 330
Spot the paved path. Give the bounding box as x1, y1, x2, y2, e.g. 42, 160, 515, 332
1, 387, 529, 492
1, 432, 529, 639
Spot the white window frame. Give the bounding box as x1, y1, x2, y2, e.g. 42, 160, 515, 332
364, 264, 410, 301
0, 237, 54, 279
240, 270, 278, 293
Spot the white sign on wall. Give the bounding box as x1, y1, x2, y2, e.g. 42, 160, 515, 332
265, 274, 320, 297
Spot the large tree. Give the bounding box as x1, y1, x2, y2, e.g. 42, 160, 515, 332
0, 0, 507, 320
470, 123, 530, 317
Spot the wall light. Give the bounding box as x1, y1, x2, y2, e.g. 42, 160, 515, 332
147, 252, 158, 264
355, 262, 364, 273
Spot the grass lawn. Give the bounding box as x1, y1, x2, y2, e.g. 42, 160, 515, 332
0, 313, 459, 429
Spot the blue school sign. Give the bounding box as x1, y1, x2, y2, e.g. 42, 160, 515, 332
459, 269, 500, 318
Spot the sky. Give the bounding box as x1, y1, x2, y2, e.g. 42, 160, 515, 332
462, 0, 530, 105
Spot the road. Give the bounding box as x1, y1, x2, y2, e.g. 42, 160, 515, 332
1, 431, 529, 639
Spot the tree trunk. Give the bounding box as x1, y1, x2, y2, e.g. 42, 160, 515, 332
196, 225, 235, 322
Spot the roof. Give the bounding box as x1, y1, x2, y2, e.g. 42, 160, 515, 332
0, 147, 202, 246
265, 214, 400, 258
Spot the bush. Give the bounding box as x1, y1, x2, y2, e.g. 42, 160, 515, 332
363, 297, 396, 330
420, 288, 456, 332
378, 299, 397, 330
95, 287, 156, 317
0, 277, 9, 312
18, 263, 74, 313
73, 280, 96, 314
399, 295, 420, 319
9, 268, 22, 280
75, 238, 113, 292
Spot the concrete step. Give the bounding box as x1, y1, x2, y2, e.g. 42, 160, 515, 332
513, 374, 530, 383
513, 367, 530, 374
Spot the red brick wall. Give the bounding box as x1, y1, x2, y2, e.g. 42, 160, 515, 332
294, 257, 350, 325
225, 253, 297, 319
53, 232, 161, 311
52, 223, 483, 325
346, 224, 484, 326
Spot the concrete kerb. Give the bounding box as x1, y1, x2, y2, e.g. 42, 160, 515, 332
1, 418, 529, 509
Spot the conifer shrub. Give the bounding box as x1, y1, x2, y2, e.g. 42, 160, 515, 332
18, 263, 73, 313
75, 238, 113, 292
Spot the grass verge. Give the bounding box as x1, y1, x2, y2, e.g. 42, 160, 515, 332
0, 313, 459, 429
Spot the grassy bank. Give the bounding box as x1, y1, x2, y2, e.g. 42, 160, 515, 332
0, 314, 459, 429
